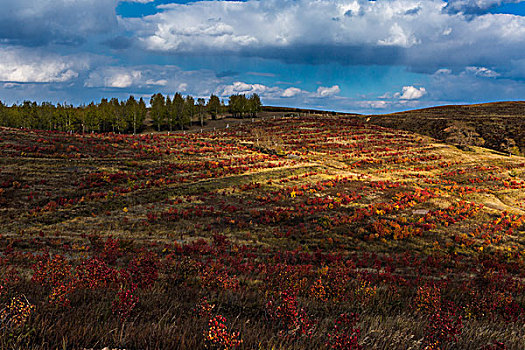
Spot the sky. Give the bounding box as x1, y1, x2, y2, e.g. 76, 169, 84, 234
0, 0, 525, 114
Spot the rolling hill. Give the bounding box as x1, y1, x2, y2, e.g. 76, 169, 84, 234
368, 101, 525, 156
0, 112, 524, 349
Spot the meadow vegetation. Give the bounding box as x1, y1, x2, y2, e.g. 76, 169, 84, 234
0, 114, 524, 349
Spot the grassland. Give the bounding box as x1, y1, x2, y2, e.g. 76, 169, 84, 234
0, 114, 524, 349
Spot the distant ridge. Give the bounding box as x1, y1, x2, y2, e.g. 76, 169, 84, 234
368, 101, 525, 156
383, 101, 525, 117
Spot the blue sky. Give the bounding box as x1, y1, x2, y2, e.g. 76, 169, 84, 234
0, 0, 524, 113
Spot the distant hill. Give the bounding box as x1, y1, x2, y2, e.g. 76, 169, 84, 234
368, 101, 525, 155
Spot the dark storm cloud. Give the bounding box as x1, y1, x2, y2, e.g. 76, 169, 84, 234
0, 0, 118, 46
240, 45, 406, 67
102, 36, 134, 50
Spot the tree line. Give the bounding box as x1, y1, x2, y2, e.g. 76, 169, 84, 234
0, 93, 262, 134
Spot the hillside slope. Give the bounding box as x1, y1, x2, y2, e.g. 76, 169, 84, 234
0, 116, 524, 349
368, 101, 525, 155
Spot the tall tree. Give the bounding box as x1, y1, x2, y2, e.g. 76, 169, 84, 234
248, 93, 262, 117
150, 93, 166, 132
239, 94, 248, 118
109, 98, 126, 132
125, 96, 139, 134
166, 95, 176, 132
207, 94, 221, 120
229, 94, 248, 118
197, 98, 206, 127
138, 97, 147, 133
173, 93, 186, 130
0, 100, 11, 127
228, 95, 239, 118
21, 101, 37, 129
84, 102, 100, 132
97, 98, 110, 132
183, 95, 195, 128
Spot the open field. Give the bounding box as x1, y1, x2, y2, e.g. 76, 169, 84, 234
1, 115, 524, 349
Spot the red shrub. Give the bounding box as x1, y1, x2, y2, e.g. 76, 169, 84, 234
326, 313, 361, 350
203, 314, 243, 350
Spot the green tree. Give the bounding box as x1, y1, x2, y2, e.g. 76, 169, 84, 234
248, 93, 262, 117
97, 98, 112, 132
173, 93, 186, 130
239, 94, 248, 118
183, 95, 195, 128
207, 94, 221, 120
138, 97, 147, 132
125, 96, 143, 135
166, 95, 176, 132
21, 101, 38, 129
150, 93, 166, 131
197, 97, 206, 127
229, 94, 248, 118
0, 101, 18, 127
10, 105, 23, 128
228, 95, 239, 118
109, 98, 126, 132
85, 103, 100, 132
38, 102, 55, 130
0, 100, 4, 125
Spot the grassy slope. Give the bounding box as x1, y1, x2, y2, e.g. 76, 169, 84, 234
0, 114, 524, 349
368, 101, 525, 155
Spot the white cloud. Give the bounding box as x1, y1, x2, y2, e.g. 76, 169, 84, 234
134, 0, 435, 53
84, 65, 220, 95
358, 100, 391, 109
0, 47, 87, 83
315, 85, 341, 98
281, 87, 304, 98
442, 27, 453, 36
110, 71, 142, 88
434, 68, 452, 75
219, 81, 278, 96
397, 86, 427, 100
465, 66, 500, 78
124, 0, 525, 73
377, 23, 419, 48
216, 81, 343, 103
146, 79, 168, 86
86, 67, 142, 88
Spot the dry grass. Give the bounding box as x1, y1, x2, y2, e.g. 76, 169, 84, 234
1, 115, 524, 349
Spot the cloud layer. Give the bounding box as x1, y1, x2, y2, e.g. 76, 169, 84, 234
129, 0, 525, 72
0, 0, 118, 46
0, 0, 524, 113
0, 47, 89, 83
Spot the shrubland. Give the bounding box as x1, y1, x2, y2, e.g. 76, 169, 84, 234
0, 115, 524, 349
